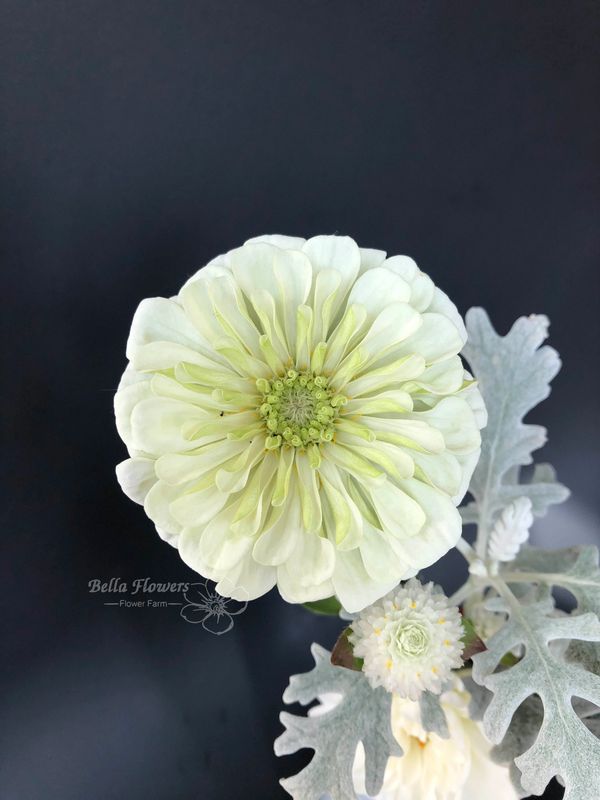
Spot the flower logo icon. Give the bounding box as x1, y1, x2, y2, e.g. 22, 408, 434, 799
180, 581, 247, 634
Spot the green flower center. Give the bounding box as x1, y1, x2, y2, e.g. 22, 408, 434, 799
257, 370, 345, 449
393, 622, 430, 658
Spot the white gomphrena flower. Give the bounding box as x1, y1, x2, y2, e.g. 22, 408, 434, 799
349, 579, 464, 698
115, 235, 486, 612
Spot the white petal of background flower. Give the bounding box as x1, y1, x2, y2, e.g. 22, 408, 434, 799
352, 679, 518, 800
114, 234, 485, 611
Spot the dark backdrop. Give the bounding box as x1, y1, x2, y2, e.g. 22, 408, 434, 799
2, 2, 599, 798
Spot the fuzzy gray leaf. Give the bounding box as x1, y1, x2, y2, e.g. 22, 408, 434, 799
463, 675, 492, 722
471, 588, 600, 799
462, 309, 569, 552
419, 691, 449, 739
508, 544, 600, 688
491, 695, 545, 798
510, 545, 600, 613
275, 643, 402, 800
488, 497, 533, 562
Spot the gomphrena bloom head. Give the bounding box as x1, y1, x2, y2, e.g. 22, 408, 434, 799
349, 579, 464, 698
114, 234, 485, 611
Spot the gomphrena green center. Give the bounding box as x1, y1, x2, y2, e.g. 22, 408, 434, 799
393, 622, 430, 659
257, 370, 346, 449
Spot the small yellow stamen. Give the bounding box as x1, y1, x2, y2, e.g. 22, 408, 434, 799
374, 627, 381, 635
385, 659, 392, 670
410, 601, 417, 609
438, 617, 445, 624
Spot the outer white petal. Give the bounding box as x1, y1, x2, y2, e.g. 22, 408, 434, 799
349, 303, 422, 372
427, 286, 467, 344
381, 254, 418, 281
302, 235, 361, 300
332, 548, 398, 614
406, 396, 481, 456
169, 484, 229, 527
358, 523, 412, 583
114, 374, 153, 453
180, 502, 252, 574
144, 479, 187, 537
130, 397, 209, 455
383, 255, 435, 312
252, 503, 301, 566
347, 267, 411, 320
405, 357, 465, 396
451, 449, 481, 504
180, 274, 262, 357
277, 561, 335, 604
462, 370, 488, 428
230, 243, 312, 355
410, 449, 463, 497
215, 554, 277, 601
126, 297, 212, 368
115, 458, 157, 505
155, 525, 180, 548
393, 312, 464, 364
244, 233, 306, 250
368, 481, 427, 541
388, 479, 463, 569
182, 254, 231, 289
155, 439, 246, 485
357, 247, 387, 274
281, 530, 336, 588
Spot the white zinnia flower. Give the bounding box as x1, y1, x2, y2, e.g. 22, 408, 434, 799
352, 679, 518, 800
115, 234, 485, 612
349, 579, 464, 698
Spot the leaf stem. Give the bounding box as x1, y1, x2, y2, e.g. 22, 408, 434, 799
449, 580, 479, 607
455, 536, 477, 563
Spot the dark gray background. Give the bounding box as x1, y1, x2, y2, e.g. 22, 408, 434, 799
1, 1, 598, 798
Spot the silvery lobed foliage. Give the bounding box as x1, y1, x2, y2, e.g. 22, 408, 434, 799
488, 496, 533, 562
419, 690, 450, 739
472, 588, 600, 799
463, 310, 600, 798
276, 309, 600, 800
275, 645, 451, 800
274, 643, 402, 800
460, 308, 569, 537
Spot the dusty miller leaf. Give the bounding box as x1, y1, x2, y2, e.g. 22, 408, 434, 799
490, 695, 545, 798
509, 544, 600, 681
461, 309, 569, 539
419, 691, 449, 739
275, 643, 402, 800
488, 497, 533, 562
471, 587, 600, 799
463, 675, 491, 721
510, 545, 600, 613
